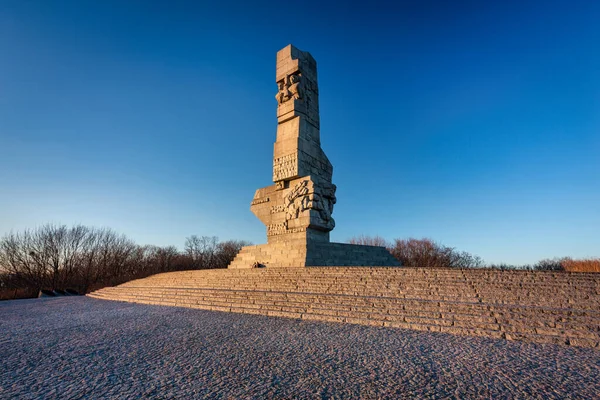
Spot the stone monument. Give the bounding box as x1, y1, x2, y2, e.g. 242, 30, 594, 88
228, 44, 400, 268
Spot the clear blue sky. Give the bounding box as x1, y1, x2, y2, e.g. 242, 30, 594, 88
1, 1, 599, 264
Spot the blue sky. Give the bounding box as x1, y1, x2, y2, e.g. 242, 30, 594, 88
1, 1, 599, 264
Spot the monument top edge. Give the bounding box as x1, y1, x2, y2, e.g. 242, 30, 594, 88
277, 44, 316, 63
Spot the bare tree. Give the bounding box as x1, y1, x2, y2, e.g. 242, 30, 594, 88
347, 235, 389, 247
389, 238, 484, 269
214, 240, 252, 268
0, 227, 55, 290
184, 235, 219, 269
0, 224, 253, 297
145, 245, 180, 273
0, 224, 139, 292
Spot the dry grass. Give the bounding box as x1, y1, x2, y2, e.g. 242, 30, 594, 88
561, 258, 600, 273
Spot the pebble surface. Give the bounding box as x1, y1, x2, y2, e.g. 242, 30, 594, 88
1, 297, 599, 399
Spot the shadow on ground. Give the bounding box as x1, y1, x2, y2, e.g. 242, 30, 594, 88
1, 297, 599, 399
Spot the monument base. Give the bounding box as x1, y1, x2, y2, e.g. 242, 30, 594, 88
228, 242, 401, 268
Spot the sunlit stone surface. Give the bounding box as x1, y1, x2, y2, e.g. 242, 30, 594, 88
228, 45, 399, 268
1, 297, 598, 399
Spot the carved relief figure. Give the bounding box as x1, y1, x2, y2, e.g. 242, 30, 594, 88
282, 180, 336, 230
275, 79, 288, 104
275, 74, 305, 105
288, 74, 304, 100
319, 188, 336, 229
285, 180, 310, 221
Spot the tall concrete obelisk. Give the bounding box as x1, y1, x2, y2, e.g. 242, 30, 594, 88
228, 45, 399, 268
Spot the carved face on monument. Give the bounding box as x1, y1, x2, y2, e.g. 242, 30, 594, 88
275, 80, 287, 104
288, 74, 303, 100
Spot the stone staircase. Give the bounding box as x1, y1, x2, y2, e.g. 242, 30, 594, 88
88, 267, 600, 348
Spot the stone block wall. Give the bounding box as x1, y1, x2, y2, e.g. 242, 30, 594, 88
228, 242, 400, 268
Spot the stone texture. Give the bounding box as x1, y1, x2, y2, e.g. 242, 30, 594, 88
89, 268, 600, 348
230, 44, 399, 268
3, 297, 600, 399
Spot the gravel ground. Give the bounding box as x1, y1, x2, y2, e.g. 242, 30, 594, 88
1, 297, 599, 399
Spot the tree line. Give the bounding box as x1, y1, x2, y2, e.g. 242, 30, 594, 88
348, 235, 486, 269
2, 225, 598, 300
0, 224, 249, 299
347, 235, 599, 272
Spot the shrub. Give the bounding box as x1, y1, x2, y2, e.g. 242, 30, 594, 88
534, 258, 564, 271
347, 236, 484, 269
389, 238, 484, 268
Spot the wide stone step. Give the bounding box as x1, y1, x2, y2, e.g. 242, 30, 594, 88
96, 287, 600, 320
123, 276, 599, 290
133, 284, 598, 294
93, 289, 600, 334
88, 290, 599, 347
127, 268, 599, 281
91, 288, 600, 338
89, 268, 600, 348
106, 285, 599, 309
137, 279, 598, 288
129, 271, 599, 280
98, 288, 600, 315
100, 284, 583, 302
120, 275, 598, 287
